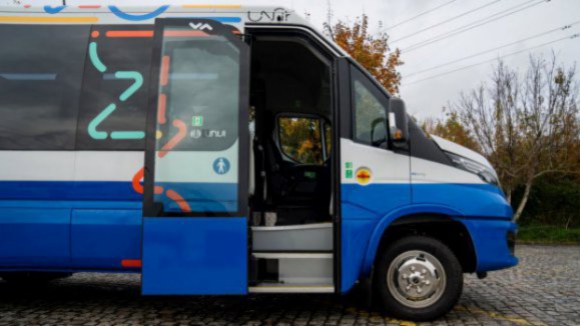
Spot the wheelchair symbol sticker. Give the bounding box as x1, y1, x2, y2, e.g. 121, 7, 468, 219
213, 157, 230, 175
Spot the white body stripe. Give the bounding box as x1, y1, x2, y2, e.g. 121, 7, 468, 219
0, 151, 143, 182
340, 138, 410, 185
340, 138, 484, 186
0, 146, 238, 184
410, 156, 483, 184
0, 151, 76, 181
75, 151, 143, 181
155, 141, 238, 183
430, 135, 494, 170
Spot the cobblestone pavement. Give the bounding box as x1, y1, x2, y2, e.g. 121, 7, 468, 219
0, 245, 578, 326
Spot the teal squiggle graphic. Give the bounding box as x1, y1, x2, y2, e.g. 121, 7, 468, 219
111, 131, 146, 139
89, 42, 107, 73
115, 71, 143, 102
87, 43, 145, 140
88, 104, 116, 139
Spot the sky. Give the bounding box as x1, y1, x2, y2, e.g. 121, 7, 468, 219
3, 0, 579, 119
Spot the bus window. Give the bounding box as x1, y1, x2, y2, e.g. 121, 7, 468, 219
0, 25, 89, 150
76, 25, 153, 151
159, 41, 239, 152
278, 116, 324, 165
351, 67, 388, 147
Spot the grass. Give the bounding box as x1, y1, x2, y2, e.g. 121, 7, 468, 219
517, 225, 580, 244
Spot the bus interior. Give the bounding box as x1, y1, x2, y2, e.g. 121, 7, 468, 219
247, 30, 335, 289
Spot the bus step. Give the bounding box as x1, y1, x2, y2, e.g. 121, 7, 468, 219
248, 284, 334, 293
251, 252, 333, 287
252, 252, 332, 259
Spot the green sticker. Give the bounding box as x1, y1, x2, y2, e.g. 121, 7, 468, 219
345, 162, 353, 169
192, 116, 204, 127
346, 170, 353, 179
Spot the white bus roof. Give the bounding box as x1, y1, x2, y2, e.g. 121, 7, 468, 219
0, 4, 349, 57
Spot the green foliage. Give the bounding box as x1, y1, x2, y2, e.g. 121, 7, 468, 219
518, 176, 580, 228
517, 226, 580, 244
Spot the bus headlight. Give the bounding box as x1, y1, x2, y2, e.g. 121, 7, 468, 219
445, 152, 499, 186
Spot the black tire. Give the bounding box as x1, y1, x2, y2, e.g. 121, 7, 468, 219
0, 272, 72, 285
374, 236, 463, 321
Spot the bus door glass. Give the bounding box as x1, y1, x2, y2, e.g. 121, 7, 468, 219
141, 19, 250, 295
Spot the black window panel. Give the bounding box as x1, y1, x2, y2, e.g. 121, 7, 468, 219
77, 25, 153, 151
157, 40, 240, 152
0, 25, 89, 150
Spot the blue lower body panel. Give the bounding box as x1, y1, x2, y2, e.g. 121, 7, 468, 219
0, 208, 70, 267
71, 209, 142, 269
142, 217, 247, 295
459, 218, 518, 272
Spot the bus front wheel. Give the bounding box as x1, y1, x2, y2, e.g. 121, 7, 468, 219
374, 235, 463, 321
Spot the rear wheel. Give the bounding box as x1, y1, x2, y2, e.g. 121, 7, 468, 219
374, 236, 463, 321
0, 272, 72, 285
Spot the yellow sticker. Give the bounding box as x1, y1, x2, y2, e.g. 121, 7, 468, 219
356, 167, 372, 185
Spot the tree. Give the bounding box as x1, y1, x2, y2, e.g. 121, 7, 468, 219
452, 54, 579, 221
422, 112, 481, 153
325, 14, 403, 95
523, 175, 580, 228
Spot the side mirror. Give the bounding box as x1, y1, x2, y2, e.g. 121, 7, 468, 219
388, 97, 409, 149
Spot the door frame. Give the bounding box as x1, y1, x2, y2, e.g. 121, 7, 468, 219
246, 25, 344, 293
141, 18, 251, 295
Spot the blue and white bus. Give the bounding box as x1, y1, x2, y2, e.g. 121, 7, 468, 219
0, 5, 517, 321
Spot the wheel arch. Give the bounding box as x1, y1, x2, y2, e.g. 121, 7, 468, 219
362, 205, 477, 275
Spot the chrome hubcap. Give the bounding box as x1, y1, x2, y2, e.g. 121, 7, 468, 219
387, 250, 446, 308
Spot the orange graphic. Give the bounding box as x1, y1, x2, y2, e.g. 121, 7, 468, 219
106, 30, 154, 38
160, 55, 170, 86
166, 190, 192, 213
132, 167, 163, 195
158, 119, 187, 158
157, 93, 167, 125
356, 168, 372, 185
121, 259, 142, 268
163, 30, 208, 37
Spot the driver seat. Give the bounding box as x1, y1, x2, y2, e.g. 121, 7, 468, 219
262, 115, 331, 225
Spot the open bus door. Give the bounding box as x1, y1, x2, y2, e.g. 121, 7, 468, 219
141, 18, 250, 295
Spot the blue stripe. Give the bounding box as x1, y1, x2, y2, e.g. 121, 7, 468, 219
0, 181, 237, 212
109, 5, 170, 21
412, 183, 511, 218
0, 181, 141, 202
43, 5, 66, 14
0, 201, 141, 209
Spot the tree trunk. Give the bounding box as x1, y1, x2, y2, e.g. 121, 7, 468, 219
513, 181, 533, 222
505, 188, 512, 204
